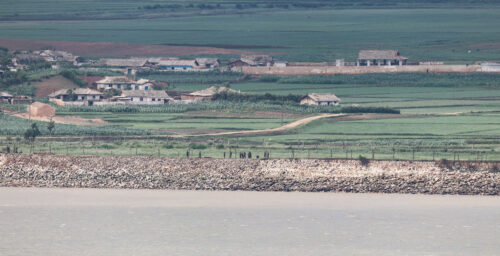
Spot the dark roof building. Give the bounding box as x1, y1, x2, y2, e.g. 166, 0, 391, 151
357, 50, 408, 66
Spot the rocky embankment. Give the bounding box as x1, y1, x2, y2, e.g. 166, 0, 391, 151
0, 154, 499, 195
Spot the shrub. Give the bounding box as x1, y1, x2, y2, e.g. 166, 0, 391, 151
259, 76, 280, 82
60, 70, 87, 87
359, 155, 370, 166
97, 143, 117, 149
491, 164, 500, 173
162, 144, 174, 149
216, 144, 225, 149
438, 158, 453, 170
189, 143, 207, 150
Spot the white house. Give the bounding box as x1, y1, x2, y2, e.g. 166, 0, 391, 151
96, 76, 154, 91
119, 90, 172, 104
300, 93, 340, 106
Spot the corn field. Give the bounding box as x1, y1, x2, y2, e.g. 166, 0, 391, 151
56, 101, 399, 114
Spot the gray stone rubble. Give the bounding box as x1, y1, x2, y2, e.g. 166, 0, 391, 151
0, 154, 498, 195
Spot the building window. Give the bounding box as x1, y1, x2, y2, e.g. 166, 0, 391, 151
152, 98, 156, 101
140, 97, 143, 101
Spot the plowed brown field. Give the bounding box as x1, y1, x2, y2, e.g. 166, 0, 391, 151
0, 39, 256, 57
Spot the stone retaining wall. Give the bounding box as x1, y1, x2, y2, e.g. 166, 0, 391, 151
0, 154, 498, 195
234, 64, 482, 75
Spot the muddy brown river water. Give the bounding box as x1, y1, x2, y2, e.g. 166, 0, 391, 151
0, 188, 499, 255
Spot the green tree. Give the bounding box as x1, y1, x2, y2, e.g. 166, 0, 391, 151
47, 118, 55, 153
24, 123, 41, 154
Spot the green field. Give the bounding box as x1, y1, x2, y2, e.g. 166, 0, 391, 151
2, 1, 500, 160
1, 3, 500, 62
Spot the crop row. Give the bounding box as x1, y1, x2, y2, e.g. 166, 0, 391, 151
56, 101, 399, 114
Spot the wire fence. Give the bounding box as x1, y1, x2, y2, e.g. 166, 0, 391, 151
1, 137, 498, 162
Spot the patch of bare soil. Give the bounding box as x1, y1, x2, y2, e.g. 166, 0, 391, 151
32, 75, 78, 97
469, 42, 500, 50
1, 106, 105, 126
0, 39, 259, 57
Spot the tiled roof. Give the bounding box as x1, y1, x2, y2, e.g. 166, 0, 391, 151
49, 88, 102, 97
0, 91, 13, 97
358, 50, 407, 60
96, 76, 136, 84
121, 90, 171, 98
190, 86, 237, 97
100, 58, 148, 67
306, 93, 340, 102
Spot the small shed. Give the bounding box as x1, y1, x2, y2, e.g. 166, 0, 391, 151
27, 102, 56, 117
481, 62, 500, 72
0, 91, 13, 103
181, 86, 238, 101
300, 93, 340, 106
12, 95, 32, 104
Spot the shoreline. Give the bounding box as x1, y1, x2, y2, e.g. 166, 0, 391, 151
0, 154, 499, 195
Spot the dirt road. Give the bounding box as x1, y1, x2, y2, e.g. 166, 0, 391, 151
171, 114, 344, 138
0, 106, 105, 126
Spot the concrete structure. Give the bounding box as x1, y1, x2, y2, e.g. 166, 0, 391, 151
481, 62, 500, 72
157, 59, 197, 71
119, 90, 172, 104
49, 88, 103, 105
274, 61, 288, 67
300, 93, 340, 106
98, 58, 149, 75
96, 76, 154, 91
27, 102, 55, 117
237, 64, 482, 75
11, 96, 32, 104
181, 86, 238, 101
195, 58, 220, 69
240, 55, 274, 66
357, 50, 408, 66
0, 92, 13, 104
336, 59, 345, 67
36, 50, 77, 63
